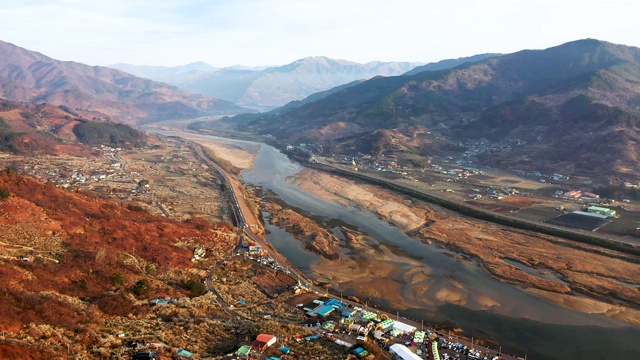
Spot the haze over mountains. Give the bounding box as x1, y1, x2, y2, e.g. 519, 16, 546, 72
111, 57, 425, 108
4, 36, 640, 180
0, 40, 240, 123
220, 39, 640, 180
109, 61, 220, 85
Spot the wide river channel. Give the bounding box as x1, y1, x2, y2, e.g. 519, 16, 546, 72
165, 131, 640, 360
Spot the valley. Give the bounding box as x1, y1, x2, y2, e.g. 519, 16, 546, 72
2, 31, 640, 360
155, 126, 640, 359
212, 39, 640, 184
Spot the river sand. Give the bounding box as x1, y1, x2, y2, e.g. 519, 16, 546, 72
179, 135, 259, 169
192, 138, 640, 326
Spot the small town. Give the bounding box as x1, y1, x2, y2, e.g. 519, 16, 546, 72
3, 4, 640, 359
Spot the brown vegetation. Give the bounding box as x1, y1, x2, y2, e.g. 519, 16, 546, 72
0, 40, 238, 122
0, 170, 237, 357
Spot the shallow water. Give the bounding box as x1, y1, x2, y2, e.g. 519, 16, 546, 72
159, 130, 640, 360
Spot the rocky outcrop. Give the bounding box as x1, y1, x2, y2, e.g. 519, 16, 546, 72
263, 203, 340, 260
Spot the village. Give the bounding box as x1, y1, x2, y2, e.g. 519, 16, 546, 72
0, 141, 229, 223
2, 135, 638, 359
292, 144, 640, 243
138, 244, 508, 360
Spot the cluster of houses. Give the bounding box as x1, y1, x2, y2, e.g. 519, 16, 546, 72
191, 246, 206, 261
3, 145, 130, 192
295, 296, 508, 360
145, 293, 504, 359
532, 171, 569, 181
463, 139, 517, 157
148, 297, 181, 306
17, 160, 123, 189
554, 189, 600, 200
234, 334, 281, 359
298, 297, 431, 359
468, 187, 522, 200
436, 167, 485, 179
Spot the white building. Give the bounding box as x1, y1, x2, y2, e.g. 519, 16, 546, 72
389, 343, 422, 360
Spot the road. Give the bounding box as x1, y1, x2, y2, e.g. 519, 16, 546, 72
191, 142, 314, 290
188, 141, 524, 360
312, 156, 640, 249
204, 252, 244, 319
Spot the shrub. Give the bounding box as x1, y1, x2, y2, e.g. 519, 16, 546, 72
186, 278, 207, 297
110, 272, 124, 286
0, 188, 10, 199
20, 111, 34, 119
131, 279, 150, 297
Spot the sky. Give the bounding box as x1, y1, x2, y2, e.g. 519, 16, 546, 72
1, 0, 639, 68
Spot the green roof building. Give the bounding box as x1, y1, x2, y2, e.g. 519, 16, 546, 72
235, 345, 251, 356
587, 206, 616, 217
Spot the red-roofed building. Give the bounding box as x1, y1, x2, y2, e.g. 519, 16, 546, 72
248, 243, 261, 253
251, 334, 277, 350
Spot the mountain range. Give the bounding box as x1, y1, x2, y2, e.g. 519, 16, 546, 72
0, 40, 240, 123
4, 37, 640, 180
112, 57, 425, 109
222, 39, 640, 180
108, 61, 220, 85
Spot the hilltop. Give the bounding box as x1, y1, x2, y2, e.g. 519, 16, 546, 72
0, 99, 147, 156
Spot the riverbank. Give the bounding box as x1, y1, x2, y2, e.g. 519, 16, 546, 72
188, 134, 640, 327
290, 168, 640, 325
176, 133, 260, 170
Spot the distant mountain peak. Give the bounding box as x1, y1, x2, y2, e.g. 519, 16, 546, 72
179, 56, 424, 108
286, 56, 354, 68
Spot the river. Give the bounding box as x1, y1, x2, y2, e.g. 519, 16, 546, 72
160, 131, 640, 360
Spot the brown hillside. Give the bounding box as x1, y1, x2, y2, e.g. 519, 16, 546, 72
0, 99, 154, 156
0, 170, 235, 336
0, 39, 241, 122
0, 100, 97, 156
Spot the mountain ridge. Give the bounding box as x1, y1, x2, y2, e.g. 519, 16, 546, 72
0, 39, 241, 123
108, 61, 219, 85
226, 39, 640, 180
116, 56, 424, 108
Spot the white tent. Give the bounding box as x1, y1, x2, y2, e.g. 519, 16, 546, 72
389, 344, 422, 360
335, 339, 354, 347
392, 321, 416, 334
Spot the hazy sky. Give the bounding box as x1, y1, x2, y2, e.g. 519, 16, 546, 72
1, 0, 638, 67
